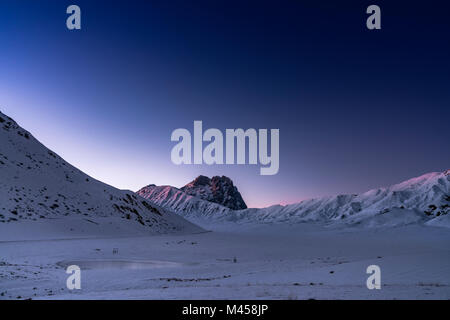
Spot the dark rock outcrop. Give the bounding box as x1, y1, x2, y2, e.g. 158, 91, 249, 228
181, 175, 247, 210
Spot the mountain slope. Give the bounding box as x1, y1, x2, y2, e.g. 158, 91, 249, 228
137, 171, 450, 227
137, 184, 232, 220
0, 111, 202, 236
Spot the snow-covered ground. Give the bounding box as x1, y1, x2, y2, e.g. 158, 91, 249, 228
1, 221, 449, 300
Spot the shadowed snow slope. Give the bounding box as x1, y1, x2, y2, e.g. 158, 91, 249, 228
0, 111, 203, 237
137, 184, 232, 220
137, 171, 450, 228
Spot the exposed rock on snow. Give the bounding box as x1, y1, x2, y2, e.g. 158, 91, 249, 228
0, 111, 202, 235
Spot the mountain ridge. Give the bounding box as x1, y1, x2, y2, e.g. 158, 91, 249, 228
137, 170, 450, 227
0, 110, 202, 235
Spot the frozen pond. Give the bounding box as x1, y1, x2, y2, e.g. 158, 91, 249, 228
57, 259, 181, 270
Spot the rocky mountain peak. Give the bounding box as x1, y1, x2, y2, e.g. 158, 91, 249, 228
181, 175, 247, 210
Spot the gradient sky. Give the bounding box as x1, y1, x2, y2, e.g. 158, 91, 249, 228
1, 0, 449, 208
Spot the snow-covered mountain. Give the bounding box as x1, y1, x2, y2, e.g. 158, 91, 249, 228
180, 175, 247, 210
137, 171, 450, 228
0, 111, 202, 236
136, 184, 232, 220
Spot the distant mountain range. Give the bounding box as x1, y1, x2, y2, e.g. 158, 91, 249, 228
137, 171, 450, 228
0, 111, 202, 235
1, 110, 448, 233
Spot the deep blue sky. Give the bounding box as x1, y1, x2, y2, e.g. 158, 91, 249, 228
1, 0, 449, 207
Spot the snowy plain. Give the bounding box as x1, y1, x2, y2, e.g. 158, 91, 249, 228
1, 219, 449, 300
